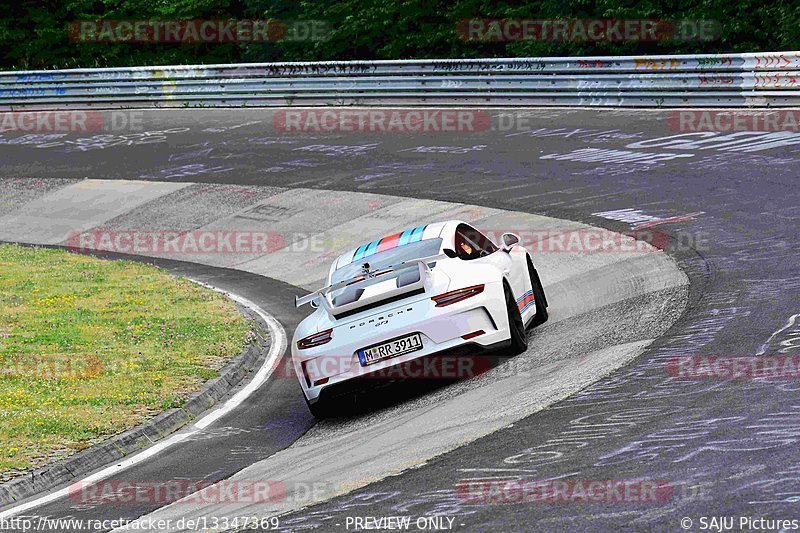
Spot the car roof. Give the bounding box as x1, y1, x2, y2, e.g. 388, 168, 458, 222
332, 220, 460, 271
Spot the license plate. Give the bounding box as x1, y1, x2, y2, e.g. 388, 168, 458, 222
358, 333, 423, 366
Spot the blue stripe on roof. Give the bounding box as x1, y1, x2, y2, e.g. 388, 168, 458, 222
397, 228, 415, 247
409, 225, 427, 242
350, 224, 428, 265
364, 239, 381, 258
352, 243, 370, 262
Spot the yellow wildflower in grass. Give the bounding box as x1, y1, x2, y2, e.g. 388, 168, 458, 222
0, 244, 252, 475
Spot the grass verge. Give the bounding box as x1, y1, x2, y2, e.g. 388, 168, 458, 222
0, 244, 252, 479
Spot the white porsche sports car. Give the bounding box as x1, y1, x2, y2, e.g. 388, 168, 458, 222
292, 220, 548, 418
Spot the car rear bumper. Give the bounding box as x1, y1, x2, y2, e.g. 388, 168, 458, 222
312, 338, 511, 405
293, 281, 510, 403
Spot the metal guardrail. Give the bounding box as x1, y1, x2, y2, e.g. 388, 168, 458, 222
1, 52, 799, 109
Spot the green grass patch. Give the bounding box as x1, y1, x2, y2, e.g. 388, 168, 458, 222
0, 244, 252, 476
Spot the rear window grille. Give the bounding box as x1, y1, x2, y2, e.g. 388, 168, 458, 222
332, 288, 425, 320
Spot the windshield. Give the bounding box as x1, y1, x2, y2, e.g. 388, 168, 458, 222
331, 238, 443, 284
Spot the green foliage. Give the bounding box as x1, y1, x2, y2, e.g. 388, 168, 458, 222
0, 0, 797, 69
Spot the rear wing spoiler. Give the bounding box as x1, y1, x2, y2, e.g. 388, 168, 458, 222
294, 252, 448, 310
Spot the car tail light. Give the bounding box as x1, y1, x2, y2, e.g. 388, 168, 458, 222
431, 284, 485, 307
297, 329, 333, 350
461, 330, 485, 340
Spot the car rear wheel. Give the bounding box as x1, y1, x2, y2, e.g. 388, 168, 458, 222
505, 284, 528, 355
527, 256, 549, 327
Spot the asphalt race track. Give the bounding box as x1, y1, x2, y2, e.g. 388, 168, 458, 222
0, 181, 686, 531
0, 107, 798, 531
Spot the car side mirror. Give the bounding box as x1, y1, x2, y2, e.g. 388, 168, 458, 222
443, 248, 458, 258
500, 233, 520, 252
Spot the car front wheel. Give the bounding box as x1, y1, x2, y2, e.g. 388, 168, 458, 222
505, 284, 528, 355
527, 256, 549, 327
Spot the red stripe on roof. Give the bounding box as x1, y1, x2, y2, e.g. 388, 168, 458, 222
376, 231, 402, 252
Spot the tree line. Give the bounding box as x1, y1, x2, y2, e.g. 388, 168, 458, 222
1, 0, 796, 69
